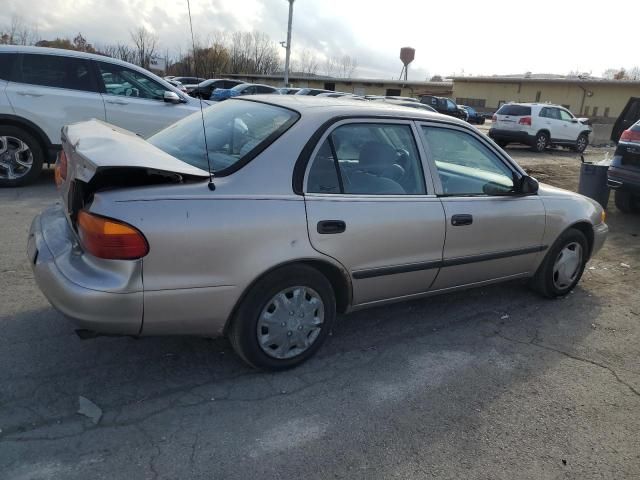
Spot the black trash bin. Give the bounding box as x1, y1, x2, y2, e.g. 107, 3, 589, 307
578, 160, 610, 209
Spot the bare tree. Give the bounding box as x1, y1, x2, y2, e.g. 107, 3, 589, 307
1, 14, 39, 45
293, 48, 319, 76
98, 43, 136, 64
323, 54, 358, 78
130, 27, 158, 69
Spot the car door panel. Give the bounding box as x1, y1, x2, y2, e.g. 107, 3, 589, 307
96, 61, 194, 137
432, 196, 546, 289
306, 196, 445, 304
418, 123, 547, 290
5, 54, 105, 145
303, 119, 445, 306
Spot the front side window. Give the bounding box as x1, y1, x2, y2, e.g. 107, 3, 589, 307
20, 54, 96, 92
559, 109, 574, 121
445, 99, 457, 111
307, 123, 426, 195
420, 126, 514, 196
97, 62, 166, 100
148, 99, 298, 173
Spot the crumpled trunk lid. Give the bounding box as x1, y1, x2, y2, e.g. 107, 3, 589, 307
59, 119, 210, 220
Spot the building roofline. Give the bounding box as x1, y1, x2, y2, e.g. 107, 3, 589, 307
223, 72, 452, 87
452, 76, 640, 86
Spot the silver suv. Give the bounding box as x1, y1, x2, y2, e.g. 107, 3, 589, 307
0, 46, 207, 186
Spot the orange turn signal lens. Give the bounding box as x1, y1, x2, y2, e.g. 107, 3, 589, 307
54, 150, 67, 188
77, 210, 149, 260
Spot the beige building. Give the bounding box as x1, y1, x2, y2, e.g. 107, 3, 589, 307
225, 73, 453, 98
452, 76, 640, 119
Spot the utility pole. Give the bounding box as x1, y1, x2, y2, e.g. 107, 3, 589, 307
283, 0, 294, 87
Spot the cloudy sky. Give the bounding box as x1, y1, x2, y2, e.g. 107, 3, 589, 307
1, 0, 636, 80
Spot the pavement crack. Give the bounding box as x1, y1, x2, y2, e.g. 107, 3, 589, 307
494, 331, 640, 399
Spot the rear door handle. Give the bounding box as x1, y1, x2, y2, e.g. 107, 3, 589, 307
317, 220, 346, 234
451, 214, 473, 226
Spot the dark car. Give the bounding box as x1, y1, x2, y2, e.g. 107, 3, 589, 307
190, 79, 244, 99
420, 95, 467, 120
611, 97, 640, 143
295, 88, 332, 96
608, 119, 640, 213
460, 105, 485, 125
171, 76, 205, 85
211, 83, 279, 101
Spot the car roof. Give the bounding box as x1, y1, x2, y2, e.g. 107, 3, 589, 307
234, 95, 468, 125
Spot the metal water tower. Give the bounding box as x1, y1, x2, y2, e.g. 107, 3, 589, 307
399, 47, 415, 81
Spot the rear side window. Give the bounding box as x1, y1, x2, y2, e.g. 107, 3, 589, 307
20, 54, 97, 92
497, 105, 531, 116
0, 53, 17, 81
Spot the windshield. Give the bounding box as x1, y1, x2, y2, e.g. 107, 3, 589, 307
148, 100, 299, 174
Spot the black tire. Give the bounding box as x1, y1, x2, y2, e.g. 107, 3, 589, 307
229, 265, 337, 370
530, 228, 588, 298
479, 118, 486, 125
496, 141, 508, 148
0, 126, 44, 187
572, 133, 589, 153
614, 190, 640, 214
532, 131, 548, 153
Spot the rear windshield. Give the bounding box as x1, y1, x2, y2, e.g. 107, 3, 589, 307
497, 105, 531, 116
148, 100, 298, 175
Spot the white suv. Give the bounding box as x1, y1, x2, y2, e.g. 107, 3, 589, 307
0, 46, 208, 186
489, 103, 592, 153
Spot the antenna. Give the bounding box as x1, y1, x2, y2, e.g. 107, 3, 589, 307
186, 0, 215, 190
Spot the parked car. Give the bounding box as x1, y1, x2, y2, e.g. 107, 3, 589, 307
189, 79, 244, 99
611, 97, 640, 143
29, 95, 608, 370
460, 105, 485, 124
489, 103, 592, 153
295, 88, 332, 96
420, 95, 468, 120
0, 45, 209, 187
166, 79, 187, 92
171, 76, 205, 86
385, 96, 419, 103
278, 87, 301, 95
211, 83, 279, 101
379, 99, 437, 112
608, 119, 640, 213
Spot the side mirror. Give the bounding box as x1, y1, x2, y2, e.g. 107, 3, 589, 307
517, 175, 539, 195
164, 91, 182, 104
571, 119, 578, 123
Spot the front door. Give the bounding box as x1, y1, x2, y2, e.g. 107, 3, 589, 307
95, 61, 195, 137
557, 108, 581, 141
303, 120, 446, 306
418, 124, 546, 290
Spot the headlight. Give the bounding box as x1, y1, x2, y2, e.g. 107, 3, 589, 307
600, 210, 606, 224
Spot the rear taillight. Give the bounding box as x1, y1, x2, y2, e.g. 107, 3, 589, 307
77, 211, 149, 260
492, 114, 497, 122
518, 116, 532, 126
54, 150, 67, 188
620, 128, 640, 143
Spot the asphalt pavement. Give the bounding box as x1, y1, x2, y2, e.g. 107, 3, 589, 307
1, 166, 639, 480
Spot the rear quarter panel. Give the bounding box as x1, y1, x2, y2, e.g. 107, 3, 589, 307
88, 187, 340, 336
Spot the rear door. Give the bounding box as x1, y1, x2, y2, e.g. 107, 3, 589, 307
95, 60, 196, 137
5, 53, 105, 145
303, 119, 446, 306
418, 123, 546, 290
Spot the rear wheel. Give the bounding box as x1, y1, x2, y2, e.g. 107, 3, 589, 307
229, 265, 337, 370
496, 140, 508, 148
530, 228, 588, 298
0, 126, 44, 187
532, 131, 548, 153
614, 190, 640, 213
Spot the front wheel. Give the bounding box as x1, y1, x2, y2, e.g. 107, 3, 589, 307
614, 190, 640, 213
0, 126, 44, 187
229, 265, 337, 370
530, 228, 588, 298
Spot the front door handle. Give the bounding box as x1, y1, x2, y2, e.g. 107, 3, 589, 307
451, 214, 473, 226
106, 99, 129, 105
317, 220, 346, 234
